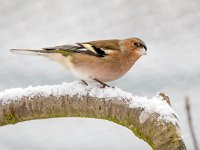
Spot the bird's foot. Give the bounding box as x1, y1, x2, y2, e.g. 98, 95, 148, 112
93, 78, 114, 88
81, 80, 88, 86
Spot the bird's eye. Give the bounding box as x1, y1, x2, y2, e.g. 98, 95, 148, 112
134, 43, 139, 46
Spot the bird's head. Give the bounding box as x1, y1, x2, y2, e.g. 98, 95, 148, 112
122, 38, 147, 56
132, 38, 147, 55
130, 38, 147, 56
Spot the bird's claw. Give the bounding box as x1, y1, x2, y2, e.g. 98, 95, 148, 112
81, 80, 88, 86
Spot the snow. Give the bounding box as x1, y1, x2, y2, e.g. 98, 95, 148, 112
0, 81, 178, 125
139, 111, 150, 124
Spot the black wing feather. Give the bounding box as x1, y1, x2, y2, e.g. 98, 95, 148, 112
43, 44, 106, 57
42, 39, 120, 57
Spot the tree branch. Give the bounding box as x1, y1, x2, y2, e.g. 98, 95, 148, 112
0, 82, 186, 150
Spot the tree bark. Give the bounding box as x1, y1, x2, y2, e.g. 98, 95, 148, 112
0, 93, 186, 150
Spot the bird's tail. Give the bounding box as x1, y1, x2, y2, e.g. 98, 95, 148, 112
10, 49, 50, 56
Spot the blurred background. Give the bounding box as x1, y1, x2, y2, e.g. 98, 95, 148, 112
0, 0, 199, 149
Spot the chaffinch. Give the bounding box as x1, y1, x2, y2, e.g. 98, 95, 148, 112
11, 37, 147, 87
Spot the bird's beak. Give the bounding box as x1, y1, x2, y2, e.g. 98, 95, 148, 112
140, 43, 147, 55
141, 48, 147, 55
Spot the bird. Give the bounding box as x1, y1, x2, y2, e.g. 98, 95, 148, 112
10, 37, 147, 88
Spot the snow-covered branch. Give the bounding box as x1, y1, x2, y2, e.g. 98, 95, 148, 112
0, 81, 186, 150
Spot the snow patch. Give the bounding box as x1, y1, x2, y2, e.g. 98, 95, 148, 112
0, 81, 178, 125
139, 111, 150, 124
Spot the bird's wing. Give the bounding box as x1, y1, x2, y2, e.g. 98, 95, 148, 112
43, 39, 120, 57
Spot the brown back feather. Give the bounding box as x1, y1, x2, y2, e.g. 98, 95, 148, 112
83, 39, 120, 50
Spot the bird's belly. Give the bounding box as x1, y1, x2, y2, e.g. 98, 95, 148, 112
70, 58, 131, 82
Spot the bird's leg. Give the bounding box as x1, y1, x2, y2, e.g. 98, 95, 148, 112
81, 80, 88, 86
93, 78, 110, 88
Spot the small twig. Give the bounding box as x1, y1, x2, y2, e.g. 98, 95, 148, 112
159, 93, 171, 106
185, 97, 199, 150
